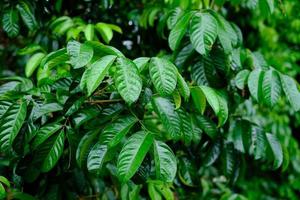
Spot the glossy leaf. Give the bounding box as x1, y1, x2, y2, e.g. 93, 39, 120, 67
87, 143, 108, 173
0, 101, 27, 152
177, 72, 190, 101
117, 131, 153, 182
2, 8, 19, 37
86, 55, 117, 96
235, 70, 250, 90
190, 12, 218, 55
16, 0, 38, 30
67, 41, 93, 69
114, 57, 142, 105
247, 69, 264, 101
149, 57, 177, 96
152, 97, 181, 139
153, 140, 177, 182
262, 69, 281, 107
280, 74, 300, 112
25, 53, 46, 77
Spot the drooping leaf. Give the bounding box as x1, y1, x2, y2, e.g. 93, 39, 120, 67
95, 22, 113, 43
40, 48, 69, 69
87, 143, 108, 173
168, 11, 193, 50
199, 86, 220, 115
114, 57, 143, 105
190, 12, 218, 55
117, 131, 153, 182
203, 139, 221, 166
25, 52, 46, 77
152, 97, 181, 139
86, 55, 117, 96
177, 109, 193, 145
262, 69, 281, 107
153, 140, 177, 182
16, 0, 38, 30
2, 8, 19, 37
0, 101, 27, 152
149, 57, 177, 96
41, 130, 65, 172
191, 87, 206, 114
280, 74, 300, 112
99, 115, 138, 147
67, 41, 93, 69
195, 115, 217, 139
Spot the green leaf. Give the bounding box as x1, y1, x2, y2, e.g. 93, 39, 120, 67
25, 53, 46, 77
247, 69, 264, 101
216, 91, 228, 127
84, 24, 95, 41
191, 87, 206, 114
99, 115, 138, 147
152, 97, 181, 139
190, 12, 218, 55
114, 57, 143, 105
0, 183, 5, 200
30, 103, 63, 121
133, 57, 150, 72
262, 69, 281, 107
153, 140, 177, 182
87, 143, 108, 173
117, 131, 153, 182
203, 140, 221, 166
149, 57, 178, 96
235, 70, 250, 90
76, 130, 99, 169
266, 133, 283, 169
177, 72, 190, 101
172, 90, 181, 110
280, 74, 300, 112
199, 86, 220, 115
195, 115, 217, 139
31, 123, 62, 149
16, 0, 38, 30
86, 55, 117, 96
167, 8, 183, 29
168, 11, 193, 50
2, 8, 19, 37
0, 101, 12, 119
259, 0, 274, 15
41, 130, 64, 172
0, 101, 27, 152
40, 48, 69, 69
95, 22, 113, 43
177, 109, 193, 145
67, 41, 93, 69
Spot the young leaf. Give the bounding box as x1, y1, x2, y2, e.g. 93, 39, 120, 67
114, 57, 143, 105
87, 143, 108, 173
280, 74, 300, 112
41, 130, 65, 172
86, 55, 117, 96
168, 12, 193, 50
95, 23, 113, 43
152, 97, 181, 139
117, 131, 153, 182
149, 57, 178, 96
25, 53, 46, 77
2, 8, 20, 37
16, 0, 38, 30
99, 115, 138, 147
190, 12, 218, 55
262, 70, 281, 107
67, 41, 93, 69
0, 101, 27, 152
84, 24, 95, 41
153, 140, 177, 182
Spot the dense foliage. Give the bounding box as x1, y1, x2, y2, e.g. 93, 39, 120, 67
0, 0, 300, 199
